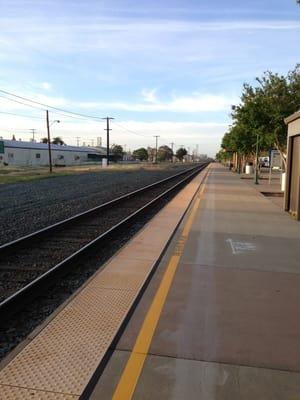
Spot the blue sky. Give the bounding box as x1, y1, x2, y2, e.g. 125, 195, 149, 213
0, 0, 299, 155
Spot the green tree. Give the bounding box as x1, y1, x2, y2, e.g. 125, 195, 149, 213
176, 147, 187, 161
41, 137, 48, 144
157, 145, 173, 162
216, 149, 232, 162
132, 147, 148, 161
111, 144, 124, 160
52, 136, 65, 145
220, 65, 300, 168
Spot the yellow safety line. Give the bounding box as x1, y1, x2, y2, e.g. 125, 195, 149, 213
112, 171, 209, 400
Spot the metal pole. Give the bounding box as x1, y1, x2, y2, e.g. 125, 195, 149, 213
170, 142, 174, 162
46, 110, 52, 173
268, 150, 273, 184
102, 117, 114, 166
153, 135, 159, 163
106, 118, 109, 165
254, 132, 259, 184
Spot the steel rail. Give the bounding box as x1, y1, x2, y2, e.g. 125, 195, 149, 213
0, 164, 202, 255
0, 163, 208, 321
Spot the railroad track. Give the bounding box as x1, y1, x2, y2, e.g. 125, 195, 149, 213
0, 163, 208, 323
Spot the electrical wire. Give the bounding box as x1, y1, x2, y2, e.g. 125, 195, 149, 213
0, 97, 102, 124
0, 89, 103, 120
0, 110, 44, 120
0, 89, 162, 141
113, 121, 150, 138
0, 94, 46, 111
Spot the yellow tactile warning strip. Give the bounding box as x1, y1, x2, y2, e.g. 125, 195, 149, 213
0, 385, 78, 400
112, 172, 209, 399
0, 166, 209, 399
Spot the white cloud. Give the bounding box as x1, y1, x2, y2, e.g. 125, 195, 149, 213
0, 114, 227, 157
78, 92, 236, 113
141, 88, 157, 103
1, 16, 299, 59
40, 82, 52, 91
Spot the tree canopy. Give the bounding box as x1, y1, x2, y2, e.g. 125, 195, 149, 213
52, 136, 65, 145
176, 147, 187, 161
157, 145, 173, 162
41, 137, 65, 145
219, 65, 300, 167
111, 144, 124, 160
132, 147, 148, 161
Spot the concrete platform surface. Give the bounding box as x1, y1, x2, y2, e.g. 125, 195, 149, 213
0, 165, 208, 400
92, 164, 300, 399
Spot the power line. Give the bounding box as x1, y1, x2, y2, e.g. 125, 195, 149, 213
0, 94, 46, 111
0, 110, 43, 120
113, 122, 148, 138
0, 89, 167, 143
0, 93, 98, 122
0, 97, 101, 123
0, 89, 103, 120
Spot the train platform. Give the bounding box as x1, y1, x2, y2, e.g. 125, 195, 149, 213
92, 164, 300, 399
1, 164, 300, 399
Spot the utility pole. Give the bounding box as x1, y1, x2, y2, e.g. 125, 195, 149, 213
170, 142, 174, 162
46, 110, 52, 173
30, 129, 36, 142
102, 117, 114, 165
154, 135, 160, 163
76, 137, 80, 146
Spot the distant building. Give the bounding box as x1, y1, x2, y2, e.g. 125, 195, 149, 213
0, 139, 108, 167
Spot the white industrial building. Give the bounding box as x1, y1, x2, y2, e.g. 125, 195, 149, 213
0, 139, 107, 167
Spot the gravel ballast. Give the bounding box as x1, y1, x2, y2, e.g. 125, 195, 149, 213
0, 165, 204, 360
0, 165, 192, 245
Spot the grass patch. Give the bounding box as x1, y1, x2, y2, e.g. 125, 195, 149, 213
0, 162, 192, 185
0, 172, 71, 185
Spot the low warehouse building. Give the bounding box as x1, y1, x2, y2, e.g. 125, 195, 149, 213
284, 110, 300, 220
0, 139, 108, 167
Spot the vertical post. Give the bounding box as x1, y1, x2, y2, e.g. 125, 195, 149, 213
102, 117, 114, 165
30, 128, 36, 142
254, 132, 259, 184
106, 118, 109, 165
153, 135, 159, 163
268, 150, 273, 184
170, 142, 174, 162
46, 110, 52, 173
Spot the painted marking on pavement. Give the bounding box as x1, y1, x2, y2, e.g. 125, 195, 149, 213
112, 171, 209, 400
226, 238, 256, 255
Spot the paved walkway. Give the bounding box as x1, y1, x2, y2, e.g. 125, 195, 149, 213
92, 164, 300, 399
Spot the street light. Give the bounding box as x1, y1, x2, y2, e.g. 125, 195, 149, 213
50, 120, 60, 127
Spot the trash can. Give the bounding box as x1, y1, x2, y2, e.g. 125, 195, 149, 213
245, 164, 252, 174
